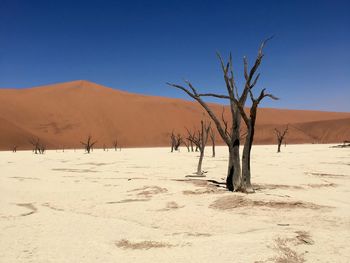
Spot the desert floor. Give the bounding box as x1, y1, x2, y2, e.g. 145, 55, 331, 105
0, 145, 349, 262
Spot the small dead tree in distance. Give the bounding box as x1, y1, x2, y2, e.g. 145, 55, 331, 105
113, 138, 118, 151
80, 135, 97, 154
29, 138, 39, 154
29, 137, 45, 154
39, 144, 46, 154
275, 125, 288, 153
103, 144, 108, 151
170, 131, 182, 152
168, 38, 276, 192
186, 120, 211, 175
12, 146, 17, 153
185, 129, 196, 152
175, 134, 182, 151
183, 138, 190, 152
189, 135, 194, 152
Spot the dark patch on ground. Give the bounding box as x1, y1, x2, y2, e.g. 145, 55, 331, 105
52, 168, 97, 173
115, 239, 174, 249
253, 184, 303, 191
209, 195, 327, 210
106, 199, 149, 204
16, 203, 37, 216
306, 172, 348, 178
78, 162, 114, 166
9, 177, 40, 181
158, 201, 184, 211
129, 186, 168, 198
42, 203, 65, 211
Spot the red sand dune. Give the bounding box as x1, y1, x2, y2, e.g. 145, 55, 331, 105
0, 80, 349, 150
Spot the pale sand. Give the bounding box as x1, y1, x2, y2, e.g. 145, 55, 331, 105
0, 145, 349, 262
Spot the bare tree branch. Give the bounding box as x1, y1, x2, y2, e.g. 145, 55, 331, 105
167, 82, 231, 145
197, 93, 230, 99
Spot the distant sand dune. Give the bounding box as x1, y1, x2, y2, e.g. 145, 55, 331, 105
1, 80, 349, 150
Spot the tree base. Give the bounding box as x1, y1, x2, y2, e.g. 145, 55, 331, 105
244, 187, 255, 194
186, 171, 207, 178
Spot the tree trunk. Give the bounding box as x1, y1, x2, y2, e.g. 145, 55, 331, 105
224, 106, 243, 191
226, 144, 242, 191
212, 142, 215, 157
197, 150, 204, 175
228, 109, 243, 191
184, 140, 190, 152
241, 121, 255, 193
277, 140, 282, 153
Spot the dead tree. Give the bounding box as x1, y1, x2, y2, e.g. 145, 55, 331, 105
38, 144, 46, 154
168, 38, 276, 192
113, 138, 118, 151
183, 139, 190, 152
175, 134, 182, 151
340, 140, 350, 148
331, 141, 350, 148
170, 133, 175, 152
80, 135, 97, 154
29, 138, 41, 154
170, 131, 182, 152
189, 136, 194, 152
187, 120, 211, 175
275, 125, 289, 153
185, 129, 196, 152
30, 138, 45, 154
218, 45, 278, 192
209, 126, 216, 157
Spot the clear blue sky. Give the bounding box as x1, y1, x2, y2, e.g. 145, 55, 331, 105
0, 0, 349, 111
